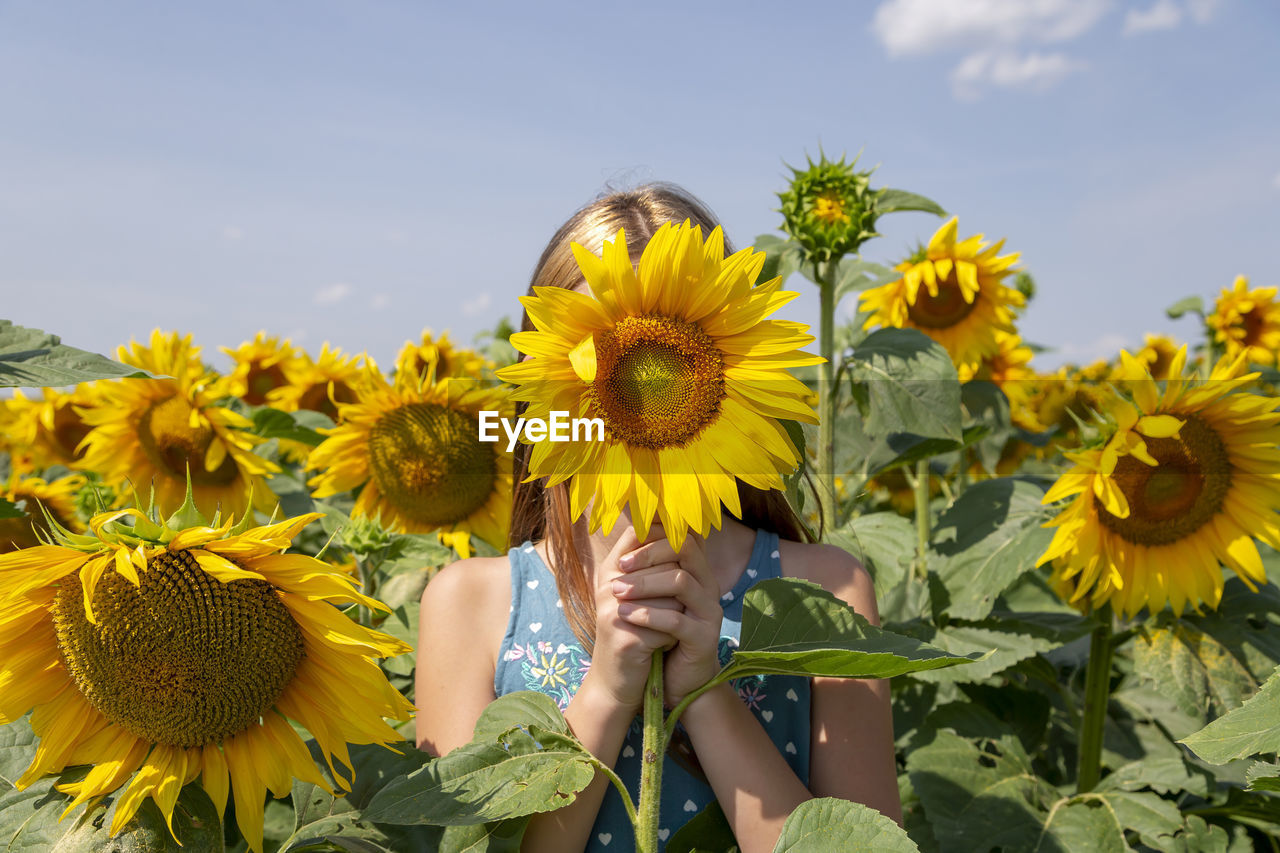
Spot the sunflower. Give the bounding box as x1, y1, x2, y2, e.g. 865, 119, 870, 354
395, 329, 489, 381
860, 217, 1022, 374
220, 333, 298, 405
1206, 275, 1280, 366
77, 331, 278, 519
0, 473, 85, 552
267, 344, 368, 421
0, 500, 411, 852
2, 385, 99, 473
307, 366, 512, 558
496, 221, 821, 549
777, 152, 879, 262
1037, 347, 1280, 617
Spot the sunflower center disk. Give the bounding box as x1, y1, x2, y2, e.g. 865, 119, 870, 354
298, 380, 356, 420
244, 363, 288, 405
51, 549, 305, 748
367, 402, 496, 525
1241, 309, 1267, 348
139, 396, 240, 486
51, 405, 91, 461
1097, 415, 1232, 546
907, 274, 977, 329
592, 315, 725, 449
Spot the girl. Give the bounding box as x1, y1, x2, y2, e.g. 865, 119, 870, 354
416, 184, 900, 853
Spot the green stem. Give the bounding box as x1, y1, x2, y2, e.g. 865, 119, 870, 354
355, 558, 374, 628
1076, 609, 1115, 793
636, 651, 666, 853
592, 759, 639, 833
913, 458, 931, 577
817, 260, 837, 537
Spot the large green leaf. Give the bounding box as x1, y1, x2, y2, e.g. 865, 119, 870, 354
771, 798, 918, 852
1247, 760, 1280, 793
1133, 617, 1256, 720
846, 328, 963, 443
0, 320, 150, 388
1180, 665, 1280, 764
251, 407, 328, 446
876, 188, 947, 218
893, 619, 1060, 684
715, 579, 981, 684
667, 801, 739, 853
1187, 578, 1280, 681
363, 693, 594, 826
827, 512, 914, 603
0, 719, 36, 789
753, 234, 807, 288
931, 478, 1054, 621
281, 741, 441, 853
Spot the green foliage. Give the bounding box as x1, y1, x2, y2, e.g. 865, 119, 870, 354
0, 319, 151, 387
0, 498, 23, 520
1180, 665, 1280, 764
251, 407, 329, 447
771, 798, 918, 852
845, 328, 963, 443
1165, 295, 1205, 319
667, 802, 739, 853
1132, 618, 1256, 720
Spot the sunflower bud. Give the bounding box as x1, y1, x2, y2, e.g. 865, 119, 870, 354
777, 153, 881, 264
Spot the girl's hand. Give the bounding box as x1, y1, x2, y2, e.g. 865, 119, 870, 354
613, 529, 723, 707
581, 526, 682, 713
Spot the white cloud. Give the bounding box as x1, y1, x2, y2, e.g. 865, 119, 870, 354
872, 0, 1110, 56
1185, 0, 1225, 24
1124, 0, 1183, 34
371, 293, 390, 310
314, 283, 351, 305
952, 49, 1087, 99
461, 292, 492, 318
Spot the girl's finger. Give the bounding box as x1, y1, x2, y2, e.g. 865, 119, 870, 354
612, 566, 720, 622
616, 603, 708, 647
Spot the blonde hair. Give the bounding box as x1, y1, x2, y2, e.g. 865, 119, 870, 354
509, 183, 813, 651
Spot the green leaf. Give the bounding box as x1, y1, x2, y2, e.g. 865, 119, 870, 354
1187, 578, 1280, 681
667, 801, 739, 853
252, 407, 328, 446
827, 512, 914, 603
0, 718, 36, 788
1180, 665, 1280, 764
771, 797, 918, 852
282, 742, 442, 853
1094, 756, 1214, 797
1247, 760, 1280, 793
363, 693, 594, 826
753, 234, 807, 287
1170, 815, 1230, 853
894, 619, 1060, 684
876, 189, 947, 218
1133, 617, 1256, 720
832, 258, 900, 309
718, 579, 981, 684
0, 320, 151, 388
1165, 295, 1205, 319
847, 328, 962, 442
931, 478, 1055, 621
0, 499, 23, 520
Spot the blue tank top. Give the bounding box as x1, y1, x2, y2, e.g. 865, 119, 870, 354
495, 529, 811, 852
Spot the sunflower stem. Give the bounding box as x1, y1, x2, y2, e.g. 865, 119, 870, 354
816, 259, 838, 536
913, 458, 931, 577
1076, 608, 1115, 793
636, 651, 666, 853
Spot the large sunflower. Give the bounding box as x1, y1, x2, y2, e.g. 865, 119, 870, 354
0, 473, 85, 552
496, 221, 821, 549
860, 216, 1022, 374
77, 330, 278, 519
307, 366, 512, 558
1037, 347, 1280, 617
1206, 275, 1280, 366
0, 502, 412, 852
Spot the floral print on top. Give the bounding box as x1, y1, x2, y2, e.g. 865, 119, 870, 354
494, 530, 811, 853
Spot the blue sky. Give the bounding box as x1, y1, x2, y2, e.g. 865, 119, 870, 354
1, 0, 1277, 374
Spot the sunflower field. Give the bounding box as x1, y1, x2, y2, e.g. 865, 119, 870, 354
3, 154, 1280, 853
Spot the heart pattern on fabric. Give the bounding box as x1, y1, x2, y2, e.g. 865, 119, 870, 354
527, 580, 539, 590
684, 799, 698, 812
598, 833, 612, 845
529, 622, 542, 633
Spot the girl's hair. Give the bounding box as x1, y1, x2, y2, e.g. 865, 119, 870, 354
509, 183, 815, 652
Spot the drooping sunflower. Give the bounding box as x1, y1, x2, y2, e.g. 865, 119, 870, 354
2, 384, 99, 473
77, 330, 278, 518
220, 332, 298, 405
395, 329, 490, 381
0, 473, 85, 552
496, 221, 821, 548
860, 217, 1022, 374
1037, 347, 1280, 617
307, 365, 512, 558
267, 344, 368, 421
1206, 275, 1280, 365
0, 501, 412, 853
